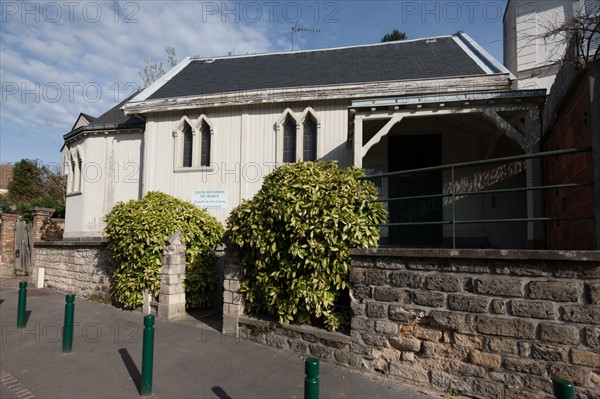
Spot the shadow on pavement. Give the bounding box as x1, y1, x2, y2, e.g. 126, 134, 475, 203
211, 386, 233, 399
118, 348, 141, 394
187, 308, 223, 332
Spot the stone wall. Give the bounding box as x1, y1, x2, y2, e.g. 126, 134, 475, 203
34, 241, 112, 299
221, 248, 244, 336
224, 248, 600, 399
351, 248, 600, 399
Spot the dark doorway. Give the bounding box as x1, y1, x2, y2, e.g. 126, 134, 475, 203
388, 134, 443, 246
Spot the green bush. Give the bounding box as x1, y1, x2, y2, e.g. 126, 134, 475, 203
227, 161, 387, 331
104, 191, 223, 309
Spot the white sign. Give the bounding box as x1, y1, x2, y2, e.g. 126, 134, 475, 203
192, 189, 228, 209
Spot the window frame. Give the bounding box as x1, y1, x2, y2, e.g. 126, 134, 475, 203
173, 115, 215, 172
276, 108, 321, 164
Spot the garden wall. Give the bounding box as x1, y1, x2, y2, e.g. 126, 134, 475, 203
224, 248, 600, 399
34, 241, 112, 299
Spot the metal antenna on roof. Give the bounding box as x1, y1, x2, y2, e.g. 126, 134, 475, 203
291, 26, 320, 51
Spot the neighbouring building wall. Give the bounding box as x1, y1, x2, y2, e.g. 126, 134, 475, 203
0, 213, 18, 278
543, 61, 598, 249
64, 132, 143, 239
224, 248, 600, 399
142, 100, 352, 225
34, 241, 112, 298
504, 0, 577, 91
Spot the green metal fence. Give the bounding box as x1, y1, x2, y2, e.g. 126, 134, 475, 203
361, 147, 593, 248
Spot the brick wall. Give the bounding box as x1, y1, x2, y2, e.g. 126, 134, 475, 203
543, 67, 595, 249
351, 248, 600, 399
34, 241, 113, 299
0, 213, 18, 277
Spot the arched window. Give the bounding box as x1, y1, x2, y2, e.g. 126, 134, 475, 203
303, 117, 317, 161
201, 124, 211, 167
283, 118, 297, 163
182, 123, 193, 168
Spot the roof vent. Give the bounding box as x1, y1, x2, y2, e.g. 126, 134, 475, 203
204, 59, 215, 63
426, 38, 437, 43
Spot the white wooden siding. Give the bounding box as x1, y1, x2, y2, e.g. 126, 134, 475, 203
63, 132, 143, 238
141, 100, 352, 225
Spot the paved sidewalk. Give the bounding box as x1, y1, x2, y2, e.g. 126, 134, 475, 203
0, 282, 440, 398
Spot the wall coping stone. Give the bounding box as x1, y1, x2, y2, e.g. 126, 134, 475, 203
34, 240, 108, 248
238, 315, 351, 344
350, 248, 600, 262
31, 207, 55, 213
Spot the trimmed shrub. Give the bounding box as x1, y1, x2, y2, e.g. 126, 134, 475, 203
104, 191, 223, 309
227, 161, 387, 331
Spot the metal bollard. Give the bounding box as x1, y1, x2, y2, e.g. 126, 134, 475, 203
62, 294, 75, 353
17, 281, 27, 328
304, 357, 319, 399
141, 315, 155, 396
553, 379, 574, 399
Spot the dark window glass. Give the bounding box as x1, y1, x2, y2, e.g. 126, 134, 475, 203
303, 118, 317, 161
182, 124, 193, 167
201, 124, 211, 167
283, 119, 296, 163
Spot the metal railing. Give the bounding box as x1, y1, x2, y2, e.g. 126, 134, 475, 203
361, 147, 593, 248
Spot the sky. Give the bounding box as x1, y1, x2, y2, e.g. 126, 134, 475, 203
0, 0, 509, 166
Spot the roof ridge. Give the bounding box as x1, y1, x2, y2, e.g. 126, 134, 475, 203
189, 33, 457, 62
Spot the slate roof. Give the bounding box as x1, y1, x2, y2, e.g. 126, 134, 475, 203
146, 33, 502, 100
81, 113, 96, 122
64, 91, 144, 140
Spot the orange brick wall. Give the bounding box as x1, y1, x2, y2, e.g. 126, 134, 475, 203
543, 71, 594, 249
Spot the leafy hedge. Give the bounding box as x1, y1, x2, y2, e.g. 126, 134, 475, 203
227, 162, 387, 331
104, 191, 223, 309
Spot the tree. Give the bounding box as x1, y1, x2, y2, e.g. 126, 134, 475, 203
139, 47, 179, 87
104, 192, 223, 309
227, 162, 387, 331
381, 29, 407, 42
4, 159, 66, 221
544, 13, 599, 65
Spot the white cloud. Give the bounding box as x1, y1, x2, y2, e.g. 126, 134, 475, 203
0, 0, 281, 163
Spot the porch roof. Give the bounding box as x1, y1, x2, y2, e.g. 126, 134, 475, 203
350, 89, 547, 111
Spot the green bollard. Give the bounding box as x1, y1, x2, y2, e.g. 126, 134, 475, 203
304, 357, 319, 399
62, 294, 75, 353
141, 315, 155, 396
17, 281, 27, 328
553, 379, 574, 399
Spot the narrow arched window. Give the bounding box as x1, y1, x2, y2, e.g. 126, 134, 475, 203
201, 124, 211, 167
303, 118, 317, 161
283, 118, 296, 163
182, 123, 193, 167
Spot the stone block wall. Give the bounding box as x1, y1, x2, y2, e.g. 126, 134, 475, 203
238, 316, 358, 366
34, 241, 112, 299
157, 232, 186, 319
351, 248, 600, 399
221, 248, 244, 336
